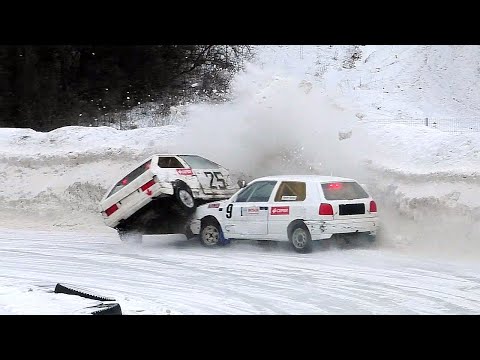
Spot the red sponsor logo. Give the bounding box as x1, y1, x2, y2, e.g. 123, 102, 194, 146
145, 188, 152, 196
208, 203, 221, 208
176, 168, 193, 176
270, 206, 290, 215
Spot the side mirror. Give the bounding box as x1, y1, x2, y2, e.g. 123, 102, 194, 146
238, 179, 247, 188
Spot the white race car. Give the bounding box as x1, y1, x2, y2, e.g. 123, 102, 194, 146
99, 154, 241, 240
189, 175, 379, 253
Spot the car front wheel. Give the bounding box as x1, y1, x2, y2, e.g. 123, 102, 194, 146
200, 221, 223, 247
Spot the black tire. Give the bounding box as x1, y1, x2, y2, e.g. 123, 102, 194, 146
199, 220, 222, 247
288, 223, 313, 254
173, 184, 196, 215
54, 283, 115, 301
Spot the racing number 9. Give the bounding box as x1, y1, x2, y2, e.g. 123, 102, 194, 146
226, 204, 233, 219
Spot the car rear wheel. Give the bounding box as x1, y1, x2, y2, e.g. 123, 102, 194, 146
289, 223, 313, 254
173, 184, 196, 215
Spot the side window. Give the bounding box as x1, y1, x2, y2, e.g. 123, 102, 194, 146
158, 157, 184, 168
235, 183, 260, 203
274, 181, 306, 202
249, 181, 277, 202
235, 181, 277, 203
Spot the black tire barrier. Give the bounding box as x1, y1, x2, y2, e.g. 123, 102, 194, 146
91, 303, 122, 315
54, 283, 115, 302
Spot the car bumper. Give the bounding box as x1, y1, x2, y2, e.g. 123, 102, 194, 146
101, 185, 168, 228
305, 218, 378, 240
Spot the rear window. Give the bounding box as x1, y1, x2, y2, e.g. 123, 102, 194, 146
107, 160, 151, 197
179, 155, 221, 169
321, 182, 369, 200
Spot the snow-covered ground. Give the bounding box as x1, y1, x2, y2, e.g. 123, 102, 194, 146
2, 229, 480, 315
1, 45, 480, 314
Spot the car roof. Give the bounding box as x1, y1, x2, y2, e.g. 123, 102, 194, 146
252, 175, 356, 183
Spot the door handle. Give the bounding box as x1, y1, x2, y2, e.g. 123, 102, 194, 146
259, 207, 268, 210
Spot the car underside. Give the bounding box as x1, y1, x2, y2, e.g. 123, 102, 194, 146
114, 195, 222, 239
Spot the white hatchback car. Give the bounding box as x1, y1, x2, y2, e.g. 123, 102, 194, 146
99, 154, 240, 239
189, 175, 379, 253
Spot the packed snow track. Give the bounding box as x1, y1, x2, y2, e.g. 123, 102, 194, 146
2, 229, 480, 314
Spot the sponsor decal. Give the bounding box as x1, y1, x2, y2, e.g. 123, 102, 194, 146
270, 206, 290, 215
247, 206, 259, 215
208, 203, 221, 208
145, 188, 152, 196
281, 195, 297, 201
176, 168, 194, 176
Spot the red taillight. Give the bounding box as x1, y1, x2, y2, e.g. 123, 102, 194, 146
140, 179, 155, 191
370, 200, 377, 212
105, 204, 118, 216
319, 203, 334, 215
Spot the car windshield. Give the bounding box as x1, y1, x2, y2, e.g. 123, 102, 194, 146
321, 182, 369, 200
179, 155, 221, 169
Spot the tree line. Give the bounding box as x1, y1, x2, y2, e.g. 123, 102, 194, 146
0, 45, 252, 131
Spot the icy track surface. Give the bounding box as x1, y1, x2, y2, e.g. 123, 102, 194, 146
2, 229, 480, 315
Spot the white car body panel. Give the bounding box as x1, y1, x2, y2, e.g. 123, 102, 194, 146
99, 154, 238, 229
190, 175, 379, 242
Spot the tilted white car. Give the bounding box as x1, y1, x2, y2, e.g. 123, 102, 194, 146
99, 154, 240, 239
189, 175, 379, 253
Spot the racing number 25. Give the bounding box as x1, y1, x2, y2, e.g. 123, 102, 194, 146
204, 171, 226, 189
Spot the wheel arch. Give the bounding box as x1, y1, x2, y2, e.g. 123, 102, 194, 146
201, 215, 221, 228
172, 179, 190, 191
200, 215, 229, 240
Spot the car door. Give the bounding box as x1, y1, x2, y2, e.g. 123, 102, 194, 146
267, 181, 308, 237
224, 181, 277, 238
